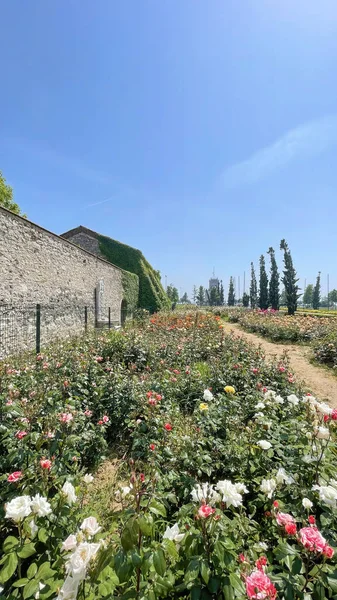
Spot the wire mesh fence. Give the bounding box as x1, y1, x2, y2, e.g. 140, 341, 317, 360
0, 303, 126, 360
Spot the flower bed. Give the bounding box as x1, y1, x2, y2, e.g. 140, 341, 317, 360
1, 312, 337, 598
313, 334, 337, 370
234, 310, 337, 343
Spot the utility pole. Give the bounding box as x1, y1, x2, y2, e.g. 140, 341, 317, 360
238, 276, 240, 302
327, 274, 330, 310
243, 271, 246, 295
165, 275, 167, 291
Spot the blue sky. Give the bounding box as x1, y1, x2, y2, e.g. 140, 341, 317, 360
1, 0, 337, 298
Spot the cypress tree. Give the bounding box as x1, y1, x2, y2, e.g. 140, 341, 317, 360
280, 239, 300, 315
259, 255, 269, 309
242, 292, 250, 307
250, 262, 258, 309
312, 272, 321, 310
267, 247, 280, 310
228, 277, 235, 306
219, 280, 224, 305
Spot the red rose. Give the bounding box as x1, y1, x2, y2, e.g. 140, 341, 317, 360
323, 545, 334, 559
285, 522, 297, 535
308, 515, 316, 525
7, 471, 22, 483
40, 459, 52, 470
164, 423, 172, 431
255, 556, 267, 571
149, 444, 155, 451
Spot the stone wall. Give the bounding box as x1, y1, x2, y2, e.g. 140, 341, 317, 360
0, 208, 127, 357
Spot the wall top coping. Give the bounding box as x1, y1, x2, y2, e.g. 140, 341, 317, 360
0, 206, 136, 279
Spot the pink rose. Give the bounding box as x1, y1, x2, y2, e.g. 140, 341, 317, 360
246, 570, 277, 600
299, 526, 326, 553
323, 545, 334, 559
102, 415, 109, 423
84, 410, 92, 417
276, 512, 295, 527
15, 431, 28, 440
60, 413, 73, 424
7, 471, 23, 483
198, 504, 215, 518
40, 459, 52, 470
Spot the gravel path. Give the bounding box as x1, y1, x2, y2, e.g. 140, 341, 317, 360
221, 321, 337, 407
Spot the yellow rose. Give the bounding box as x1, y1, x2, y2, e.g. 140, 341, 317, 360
224, 386, 235, 394
199, 403, 209, 411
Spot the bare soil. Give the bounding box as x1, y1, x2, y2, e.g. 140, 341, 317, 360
221, 321, 337, 407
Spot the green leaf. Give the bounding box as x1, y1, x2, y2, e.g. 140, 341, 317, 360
207, 577, 220, 594
229, 572, 245, 593
191, 585, 202, 600
27, 563, 37, 579
200, 561, 210, 585
3, 536, 19, 553
222, 577, 234, 600
184, 559, 199, 584
327, 576, 337, 593
18, 544, 36, 559
149, 499, 167, 518
23, 579, 39, 599
0, 552, 18, 583
12, 578, 29, 588
38, 528, 49, 544
153, 550, 166, 577
131, 552, 142, 568
138, 515, 153, 537
36, 562, 56, 580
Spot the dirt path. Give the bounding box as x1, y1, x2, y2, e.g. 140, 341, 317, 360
221, 321, 337, 407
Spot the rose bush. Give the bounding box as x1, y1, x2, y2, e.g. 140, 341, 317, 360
0, 311, 337, 598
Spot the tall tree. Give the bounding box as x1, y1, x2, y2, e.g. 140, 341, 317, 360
267, 247, 280, 310
0, 171, 25, 216
250, 263, 258, 309
166, 284, 179, 305
259, 255, 269, 309
207, 287, 220, 306
196, 286, 205, 306
280, 239, 300, 315
180, 292, 190, 304
328, 289, 337, 304
219, 280, 224, 305
228, 277, 235, 306
242, 292, 250, 307
303, 284, 314, 307
192, 285, 198, 304
312, 272, 321, 310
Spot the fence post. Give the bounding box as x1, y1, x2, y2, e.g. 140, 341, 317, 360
108, 307, 111, 329
94, 289, 98, 328
36, 304, 41, 354
84, 306, 88, 332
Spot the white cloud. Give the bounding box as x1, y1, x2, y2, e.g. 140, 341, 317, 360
220, 114, 337, 187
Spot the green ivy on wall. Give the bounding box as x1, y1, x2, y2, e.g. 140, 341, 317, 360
98, 235, 169, 312
121, 270, 139, 314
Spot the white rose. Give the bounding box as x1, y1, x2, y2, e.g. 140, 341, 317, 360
30, 519, 38, 538
5, 495, 32, 522
234, 482, 249, 494
264, 390, 276, 401
56, 574, 81, 600
255, 402, 265, 410
314, 426, 330, 440
260, 479, 276, 499
302, 498, 313, 509
62, 482, 77, 505
274, 395, 284, 404
203, 389, 213, 402
287, 394, 299, 406
276, 468, 294, 485
62, 535, 78, 552
253, 412, 264, 420
191, 482, 220, 505
257, 440, 272, 450
66, 542, 100, 577
83, 474, 94, 484
163, 523, 184, 543
31, 494, 52, 517
215, 480, 246, 508
80, 517, 101, 537
313, 482, 337, 507
316, 402, 333, 416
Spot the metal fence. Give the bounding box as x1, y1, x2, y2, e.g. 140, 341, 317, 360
0, 302, 127, 360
